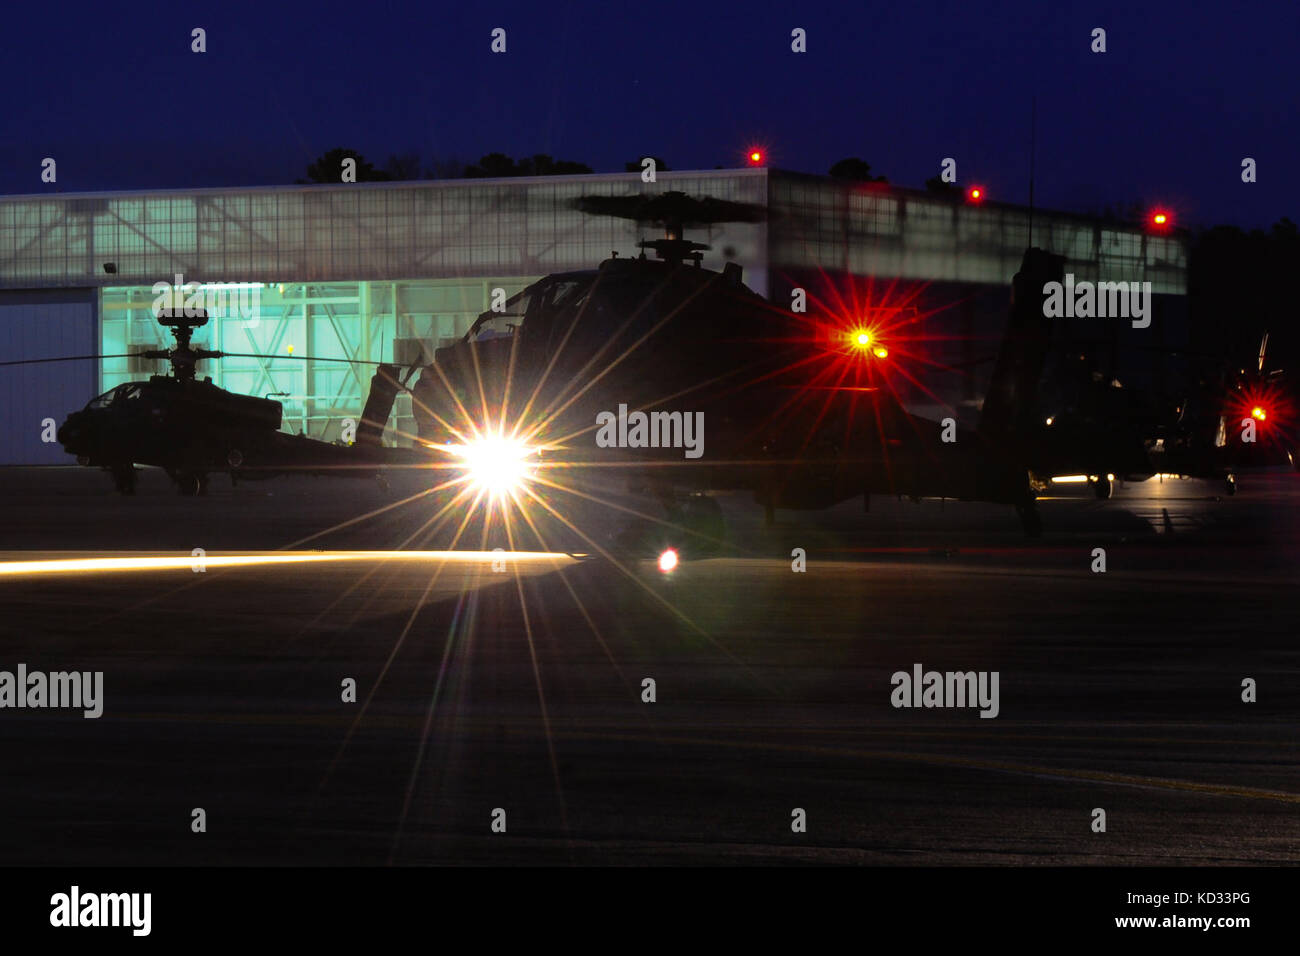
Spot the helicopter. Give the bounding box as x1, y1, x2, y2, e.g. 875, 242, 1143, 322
1138, 329, 1296, 484
1025, 326, 1297, 501
2, 308, 416, 495
409, 190, 1074, 542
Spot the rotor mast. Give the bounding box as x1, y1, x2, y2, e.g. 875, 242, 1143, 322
142, 311, 220, 382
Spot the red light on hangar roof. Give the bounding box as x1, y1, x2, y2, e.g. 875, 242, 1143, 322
967, 186, 984, 202
748, 149, 764, 166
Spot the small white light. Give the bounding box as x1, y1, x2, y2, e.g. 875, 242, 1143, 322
658, 549, 679, 573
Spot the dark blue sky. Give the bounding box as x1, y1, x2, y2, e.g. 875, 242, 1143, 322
3, 0, 1295, 229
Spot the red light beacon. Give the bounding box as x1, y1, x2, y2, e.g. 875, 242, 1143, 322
747, 148, 765, 166
967, 186, 984, 203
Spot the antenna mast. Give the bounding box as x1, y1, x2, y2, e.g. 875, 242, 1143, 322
1028, 95, 1037, 247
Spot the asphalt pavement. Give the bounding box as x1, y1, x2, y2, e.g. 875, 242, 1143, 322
0, 465, 1296, 864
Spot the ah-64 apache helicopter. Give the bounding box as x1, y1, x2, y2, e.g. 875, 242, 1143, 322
413, 190, 1079, 543
2, 307, 419, 495
414, 189, 1294, 549
1024, 323, 1296, 501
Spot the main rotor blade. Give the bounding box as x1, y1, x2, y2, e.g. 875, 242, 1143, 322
570, 191, 767, 226
0, 353, 138, 368
216, 351, 401, 366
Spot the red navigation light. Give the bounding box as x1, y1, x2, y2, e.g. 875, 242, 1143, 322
748, 149, 764, 166
1232, 382, 1289, 437
1151, 210, 1171, 228
967, 186, 984, 203
848, 329, 889, 358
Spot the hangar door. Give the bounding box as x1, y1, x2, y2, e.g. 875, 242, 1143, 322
0, 291, 97, 464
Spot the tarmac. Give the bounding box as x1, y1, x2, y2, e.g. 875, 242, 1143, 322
0, 464, 1296, 864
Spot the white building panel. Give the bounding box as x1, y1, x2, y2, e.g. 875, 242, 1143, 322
0, 293, 97, 463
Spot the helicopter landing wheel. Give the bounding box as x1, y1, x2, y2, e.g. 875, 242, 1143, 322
1088, 475, 1113, 500
1225, 473, 1237, 496
110, 464, 137, 496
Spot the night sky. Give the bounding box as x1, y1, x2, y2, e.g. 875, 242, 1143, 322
2, 0, 1295, 229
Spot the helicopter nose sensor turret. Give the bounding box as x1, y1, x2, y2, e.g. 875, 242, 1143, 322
56, 412, 89, 455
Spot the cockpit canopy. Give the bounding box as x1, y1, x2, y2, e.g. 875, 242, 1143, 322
466, 273, 596, 343
463, 261, 750, 352
85, 382, 147, 410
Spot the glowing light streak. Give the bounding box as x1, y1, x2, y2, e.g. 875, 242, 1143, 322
0, 551, 572, 577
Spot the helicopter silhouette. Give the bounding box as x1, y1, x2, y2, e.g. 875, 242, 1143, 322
2, 308, 410, 495
413, 188, 1300, 547
1131, 330, 1296, 489
412, 190, 1078, 540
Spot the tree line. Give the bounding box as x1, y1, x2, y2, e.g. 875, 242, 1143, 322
299, 148, 912, 186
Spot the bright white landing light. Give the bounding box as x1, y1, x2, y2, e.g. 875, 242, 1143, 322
658, 548, 679, 573
453, 435, 535, 497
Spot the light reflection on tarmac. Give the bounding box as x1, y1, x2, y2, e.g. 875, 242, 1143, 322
0, 466, 1296, 864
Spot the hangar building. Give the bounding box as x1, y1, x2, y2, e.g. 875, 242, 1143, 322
0, 168, 1187, 463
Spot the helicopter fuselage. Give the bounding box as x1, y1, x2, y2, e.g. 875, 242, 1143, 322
423, 254, 1047, 525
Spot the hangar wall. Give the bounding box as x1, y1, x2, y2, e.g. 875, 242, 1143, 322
0, 171, 768, 291
99, 276, 540, 443
0, 290, 97, 463
0, 171, 769, 452
767, 172, 1187, 293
